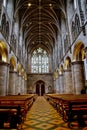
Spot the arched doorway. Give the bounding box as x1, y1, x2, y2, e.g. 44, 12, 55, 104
36, 80, 45, 96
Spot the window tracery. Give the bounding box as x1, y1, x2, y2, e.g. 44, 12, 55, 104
31, 47, 49, 73
75, 14, 80, 35
6, 21, 9, 40
71, 14, 80, 41
1, 13, 6, 33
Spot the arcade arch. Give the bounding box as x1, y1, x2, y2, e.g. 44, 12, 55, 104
0, 40, 9, 95
0, 40, 8, 62
9, 56, 16, 71
72, 42, 86, 94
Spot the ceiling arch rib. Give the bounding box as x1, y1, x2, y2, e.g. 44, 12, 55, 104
28, 43, 53, 56
41, 6, 60, 29
21, 7, 39, 26
55, 0, 66, 18
27, 37, 54, 52
24, 23, 57, 41
25, 24, 55, 42
22, 13, 58, 45
15, 0, 66, 53
27, 33, 54, 48
15, 0, 33, 17
21, 7, 59, 33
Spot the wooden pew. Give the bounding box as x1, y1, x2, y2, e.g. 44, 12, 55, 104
60, 95, 87, 128
0, 105, 21, 129
44, 94, 73, 112
0, 94, 36, 129
45, 94, 87, 128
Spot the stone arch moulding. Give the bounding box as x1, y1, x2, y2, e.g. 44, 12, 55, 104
9, 56, 16, 71
0, 40, 8, 62
72, 41, 86, 94
17, 63, 22, 75
34, 80, 45, 96
59, 64, 64, 74
0, 40, 9, 96
33, 79, 45, 87
73, 41, 85, 61
64, 56, 71, 70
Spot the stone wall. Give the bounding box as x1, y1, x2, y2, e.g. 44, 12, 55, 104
27, 73, 54, 94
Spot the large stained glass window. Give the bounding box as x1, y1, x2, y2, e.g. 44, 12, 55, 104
31, 47, 49, 73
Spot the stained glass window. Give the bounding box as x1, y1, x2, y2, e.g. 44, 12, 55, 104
31, 47, 49, 73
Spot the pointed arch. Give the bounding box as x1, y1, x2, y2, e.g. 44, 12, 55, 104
0, 40, 8, 62
64, 56, 71, 70
17, 64, 22, 75
73, 42, 85, 61
59, 64, 63, 74
10, 56, 16, 71
31, 47, 49, 73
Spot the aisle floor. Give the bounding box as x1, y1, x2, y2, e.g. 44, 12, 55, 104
22, 96, 87, 130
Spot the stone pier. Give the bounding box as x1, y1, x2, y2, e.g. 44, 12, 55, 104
72, 61, 85, 94
59, 74, 64, 93
64, 69, 72, 94
0, 62, 9, 95
9, 71, 17, 95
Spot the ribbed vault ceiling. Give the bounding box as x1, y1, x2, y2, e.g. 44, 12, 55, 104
15, 0, 66, 53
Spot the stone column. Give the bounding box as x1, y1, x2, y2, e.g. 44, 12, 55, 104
9, 71, 17, 95
56, 77, 60, 93
21, 77, 25, 94
84, 47, 87, 63
24, 79, 27, 94
0, 62, 9, 96
63, 69, 72, 94
59, 74, 64, 93
55, 78, 57, 93
53, 79, 56, 93
18, 74, 22, 94
72, 61, 85, 94
15, 73, 19, 95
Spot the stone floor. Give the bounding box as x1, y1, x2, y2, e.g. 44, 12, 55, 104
21, 96, 87, 130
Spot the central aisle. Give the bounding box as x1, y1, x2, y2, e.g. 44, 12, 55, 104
21, 96, 87, 130
22, 96, 71, 130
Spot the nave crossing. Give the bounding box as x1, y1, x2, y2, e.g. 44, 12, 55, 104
22, 96, 86, 130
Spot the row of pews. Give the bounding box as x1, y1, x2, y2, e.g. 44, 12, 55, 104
0, 94, 37, 129
44, 93, 87, 128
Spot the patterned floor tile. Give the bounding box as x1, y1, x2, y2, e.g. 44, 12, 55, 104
22, 96, 85, 130
48, 119, 64, 125
35, 122, 54, 129
24, 120, 39, 126
53, 127, 71, 130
